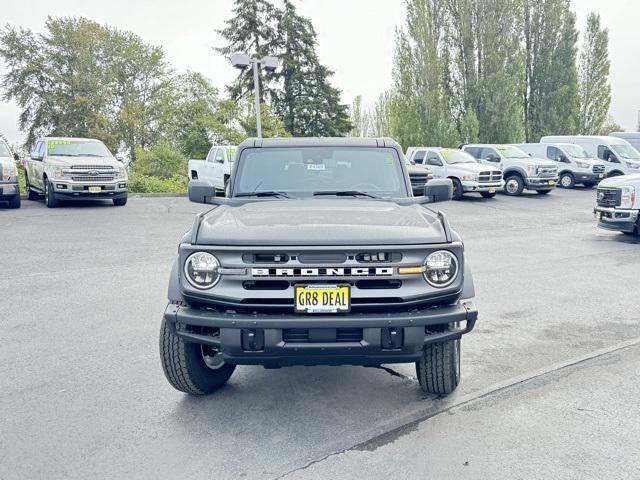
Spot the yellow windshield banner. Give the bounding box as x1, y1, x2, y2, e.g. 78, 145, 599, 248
48, 140, 71, 149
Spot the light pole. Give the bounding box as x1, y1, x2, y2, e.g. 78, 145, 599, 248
230, 53, 280, 138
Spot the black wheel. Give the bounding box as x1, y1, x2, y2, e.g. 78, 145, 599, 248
44, 178, 60, 208
537, 189, 552, 195
559, 172, 575, 188
609, 171, 623, 177
25, 173, 39, 200
416, 338, 460, 395
113, 196, 128, 206
480, 191, 496, 198
503, 174, 524, 196
159, 316, 235, 395
8, 194, 21, 209
451, 178, 464, 200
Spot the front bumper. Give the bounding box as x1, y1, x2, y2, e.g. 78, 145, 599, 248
164, 299, 478, 367
52, 181, 128, 200
594, 206, 638, 233
461, 180, 504, 193
0, 181, 19, 197
575, 172, 606, 184
525, 177, 559, 190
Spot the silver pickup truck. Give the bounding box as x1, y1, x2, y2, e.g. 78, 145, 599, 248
160, 137, 478, 397
0, 140, 20, 209
24, 137, 128, 207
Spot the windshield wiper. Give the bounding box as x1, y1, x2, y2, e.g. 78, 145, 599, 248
235, 191, 291, 199
313, 190, 381, 199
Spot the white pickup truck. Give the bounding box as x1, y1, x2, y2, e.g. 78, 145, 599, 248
188, 146, 237, 191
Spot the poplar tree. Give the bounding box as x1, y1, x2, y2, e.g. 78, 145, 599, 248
578, 13, 611, 135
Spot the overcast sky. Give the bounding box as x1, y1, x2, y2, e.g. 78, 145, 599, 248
1, 0, 638, 145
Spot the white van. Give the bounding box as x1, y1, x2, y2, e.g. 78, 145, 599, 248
609, 132, 640, 152
515, 143, 606, 188
540, 135, 640, 177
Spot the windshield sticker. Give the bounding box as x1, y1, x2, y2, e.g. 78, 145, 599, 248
48, 140, 71, 149
441, 150, 450, 159
496, 146, 507, 151
307, 163, 325, 171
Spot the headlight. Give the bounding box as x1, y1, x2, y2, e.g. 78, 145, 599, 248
2, 164, 18, 178
51, 167, 66, 179
184, 252, 221, 289
626, 162, 640, 169
115, 165, 127, 179
423, 250, 459, 287
576, 161, 591, 169
620, 186, 636, 209
527, 165, 537, 176
461, 174, 477, 181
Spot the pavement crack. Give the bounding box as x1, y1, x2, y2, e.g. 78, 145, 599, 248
374, 365, 415, 381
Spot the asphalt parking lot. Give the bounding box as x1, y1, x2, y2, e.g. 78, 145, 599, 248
1, 188, 639, 479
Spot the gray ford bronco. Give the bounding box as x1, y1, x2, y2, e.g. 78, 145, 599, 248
160, 138, 478, 396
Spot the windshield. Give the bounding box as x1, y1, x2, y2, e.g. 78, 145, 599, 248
441, 150, 476, 164
611, 144, 640, 160
47, 139, 112, 157
496, 145, 530, 159
234, 147, 407, 197
0, 142, 11, 157
560, 144, 590, 158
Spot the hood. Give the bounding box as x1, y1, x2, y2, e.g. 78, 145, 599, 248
47, 155, 120, 167
452, 163, 499, 173
196, 199, 447, 246
506, 156, 556, 168
599, 173, 640, 188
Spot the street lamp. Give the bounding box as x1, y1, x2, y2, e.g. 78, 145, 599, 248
230, 52, 280, 138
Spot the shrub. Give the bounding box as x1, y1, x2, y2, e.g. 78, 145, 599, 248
127, 171, 187, 194
133, 144, 188, 180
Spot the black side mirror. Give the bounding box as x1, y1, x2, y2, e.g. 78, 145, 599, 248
13, 153, 19, 162
188, 180, 216, 204
423, 179, 453, 203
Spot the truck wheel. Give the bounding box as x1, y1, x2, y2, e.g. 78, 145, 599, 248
451, 178, 464, 200
416, 338, 460, 395
559, 173, 575, 188
113, 196, 127, 206
159, 316, 235, 395
480, 191, 496, 198
504, 175, 524, 196
537, 189, 552, 195
8, 194, 21, 209
25, 174, 39, 200
44, 179, 60, 208
583, 181, 596, 188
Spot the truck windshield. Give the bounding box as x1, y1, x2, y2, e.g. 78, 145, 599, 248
611, 144, 640, 160
442, 150, 476, 164
561, 144, 590, 158
496, 146, 529, 159
0, 142, 11, 157
234, 147, 407, 198
47, 139, 112, 157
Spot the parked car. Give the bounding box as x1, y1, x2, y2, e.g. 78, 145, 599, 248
0, 140, 20, 209
407, 147, 503, 199
462, 144, 558, 196
516, 143, 606, 188
593, 173, 640, 236
609, 132, 640, 152
188, 145, 237, 192
25, 137, 127, 208
541, 135, 640, 177
160, 137, 477, 396
404, 157, 434, 195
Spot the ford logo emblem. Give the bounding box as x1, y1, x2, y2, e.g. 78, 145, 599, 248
89, 170, 100, 176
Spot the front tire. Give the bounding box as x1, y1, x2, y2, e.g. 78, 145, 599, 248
583, 181, 596, 188
8, 194, 21, 209
537, 189, 552, 195
480, 191, 496, 198
159, 316, 235, 395
451, 178, 464, 200
416, 338, 461, 395
559, 172, 575, 188
25, 173, 39, 200
503, 174, 524, 196
44, 179, 60, 208
113, 196, 128, 206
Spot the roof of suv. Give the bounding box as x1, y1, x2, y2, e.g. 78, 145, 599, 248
238, 137, 402, 149
40, 136, 103, 142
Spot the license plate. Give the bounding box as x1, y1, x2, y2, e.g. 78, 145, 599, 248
488, 188, 496, 193
88, 186, 102, 193
294, 285, 350, 313
595, 211, 602, 220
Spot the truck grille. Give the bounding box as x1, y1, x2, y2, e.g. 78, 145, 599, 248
592, 165, 605, 174
282, 328, 363, 343
478, 171, 502, 183
70, 175, 116, 182
70, 165, 114, 170
538, 167, 557, 177
409, 172, 429, 188
597, 187, 621, 207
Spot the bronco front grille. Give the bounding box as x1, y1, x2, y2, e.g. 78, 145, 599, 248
597, 187, 621, 207
282, 328, 363, 343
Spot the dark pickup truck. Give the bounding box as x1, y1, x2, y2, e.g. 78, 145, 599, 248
160, 137, 477, 396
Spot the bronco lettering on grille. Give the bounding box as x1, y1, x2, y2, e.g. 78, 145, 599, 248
251, 267, 394, 277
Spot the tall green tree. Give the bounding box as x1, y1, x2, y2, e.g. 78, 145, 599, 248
270, 0, 351, 136
216, 0, 277, 102
578, 12, 611, 135
370, 91, 393, 138
349, 95, 370, 137
523, 0, 579, 141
